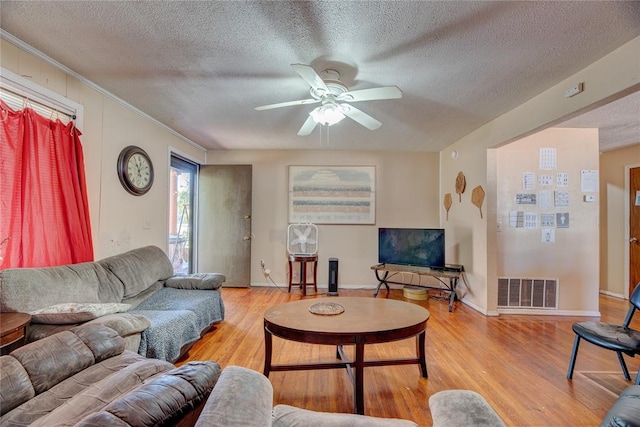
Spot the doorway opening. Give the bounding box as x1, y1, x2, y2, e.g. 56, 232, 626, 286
169, 155, 198, 274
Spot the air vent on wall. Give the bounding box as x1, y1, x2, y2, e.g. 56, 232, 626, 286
497, 277, 558, 309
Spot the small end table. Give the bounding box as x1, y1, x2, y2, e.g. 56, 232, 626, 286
287, 254, 318, 296
1, 312, 31, 355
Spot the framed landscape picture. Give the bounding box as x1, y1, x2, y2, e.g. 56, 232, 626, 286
288, 166, 376, 224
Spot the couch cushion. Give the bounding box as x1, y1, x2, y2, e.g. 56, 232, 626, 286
75, 361, 221, 427
134, 287, 225, 333
0, 262, 124, 313
30, 358, 174, 427
195, 366, 273, 427
10, 331, 96, 394
30, 302, 131, 324
98, 246, 174, 299
85, 312, 151, 336
0, 350, 147, 426
71, 323, 125, 363
0, 355, 35, 415
8, 324, 124, 396
27, 313, 149, 343
165, 273, 226, 290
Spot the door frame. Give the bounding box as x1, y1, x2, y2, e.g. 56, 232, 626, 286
624, 162, 640, 298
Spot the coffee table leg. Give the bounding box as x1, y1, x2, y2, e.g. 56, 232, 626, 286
417, 330, 428, 378
263, 323, 272, 377
354, 340, 365, 415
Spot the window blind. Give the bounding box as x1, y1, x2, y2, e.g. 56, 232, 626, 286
0, 86, 75, 124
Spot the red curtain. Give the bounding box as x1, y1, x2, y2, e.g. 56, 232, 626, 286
0, 100, 94, 268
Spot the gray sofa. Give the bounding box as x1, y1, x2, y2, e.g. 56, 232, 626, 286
0, 323, 221, 426
600, 385, 640, 427
0, 245, 225, 362
0, 323, 420, 427
195, 365, 419, 427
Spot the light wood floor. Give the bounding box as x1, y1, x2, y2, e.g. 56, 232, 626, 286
178, 286, 640, 426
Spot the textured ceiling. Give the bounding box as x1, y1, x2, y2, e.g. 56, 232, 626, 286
1, 1, 639, 152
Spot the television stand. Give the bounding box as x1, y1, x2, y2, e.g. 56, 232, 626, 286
371, 263, 463, 312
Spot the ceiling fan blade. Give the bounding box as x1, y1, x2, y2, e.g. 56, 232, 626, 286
337, 86, 403, 103
341, 105, 382, 130
255, 98, 319, 111
291, 64, 330, 94
297, 115, 318, 136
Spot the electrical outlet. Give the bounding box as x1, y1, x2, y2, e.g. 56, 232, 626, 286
260, 259, 265, 269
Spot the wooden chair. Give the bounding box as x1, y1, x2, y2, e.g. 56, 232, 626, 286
567, 283, 640, 383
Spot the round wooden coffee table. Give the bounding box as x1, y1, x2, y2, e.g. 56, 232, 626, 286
263, 297, 429, 415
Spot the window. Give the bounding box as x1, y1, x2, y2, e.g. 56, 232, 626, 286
169, 154, 198, 274
0, 67, 82, 129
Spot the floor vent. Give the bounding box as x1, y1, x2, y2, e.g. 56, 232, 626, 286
497, 277, 558, 309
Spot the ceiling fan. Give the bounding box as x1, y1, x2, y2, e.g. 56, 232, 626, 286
255, 64, 402, 136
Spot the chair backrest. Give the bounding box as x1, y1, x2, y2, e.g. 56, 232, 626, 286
622, 282, 640, 327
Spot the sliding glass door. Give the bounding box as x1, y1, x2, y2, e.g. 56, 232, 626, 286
169, 155, 198, 274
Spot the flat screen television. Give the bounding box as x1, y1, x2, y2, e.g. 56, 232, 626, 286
378, 228, 445, 269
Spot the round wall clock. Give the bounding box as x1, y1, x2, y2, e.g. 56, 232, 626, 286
117, 145, 154, 196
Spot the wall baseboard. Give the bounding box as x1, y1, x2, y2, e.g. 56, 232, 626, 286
599, 289, 625, 299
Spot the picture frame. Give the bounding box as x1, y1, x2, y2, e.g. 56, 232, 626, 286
288, 165, 376, 224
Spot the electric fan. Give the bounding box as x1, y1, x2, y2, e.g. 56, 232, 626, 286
287, 223, 318, 255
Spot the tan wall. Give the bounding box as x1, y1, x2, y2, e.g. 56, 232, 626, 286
496, 128, 600, 313
600, 144, 640, 297
208, 150, 440, 287
3, 32, 638, 311
1, 39, 207, 260
441, 35, 639, 314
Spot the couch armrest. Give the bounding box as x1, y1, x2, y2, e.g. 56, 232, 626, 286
600, 385, 640, 427
272, 405, 418, 427
195, 365, 272, 427
85, 313, 151, 337
428, 390, 505, 427
165, 273, 226, 290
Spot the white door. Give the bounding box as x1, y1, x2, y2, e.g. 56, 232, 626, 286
197, 165, 252, 287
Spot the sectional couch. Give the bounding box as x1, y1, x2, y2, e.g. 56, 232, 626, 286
0, 323, 422, 426
0, 323, 220, 426
0, 245, 225, 362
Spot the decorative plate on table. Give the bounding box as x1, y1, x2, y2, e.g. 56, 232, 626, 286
309, 302, 345, 316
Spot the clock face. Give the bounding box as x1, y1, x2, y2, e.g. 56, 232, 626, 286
127, 153, 152, 189
117, 146, 154, 195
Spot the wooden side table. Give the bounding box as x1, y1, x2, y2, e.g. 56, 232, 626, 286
1, 312, 31, 355
287, 254, 318, 296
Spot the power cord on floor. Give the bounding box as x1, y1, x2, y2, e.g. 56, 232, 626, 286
260, 259, 326, 296
261, 259, 289, 293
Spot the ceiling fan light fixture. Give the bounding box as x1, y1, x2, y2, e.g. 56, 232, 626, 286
309, 102, 345, 126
